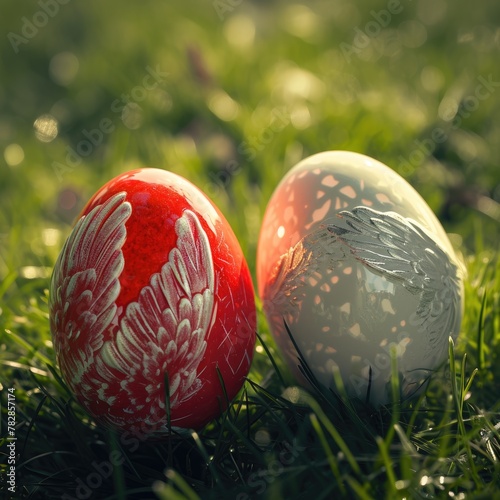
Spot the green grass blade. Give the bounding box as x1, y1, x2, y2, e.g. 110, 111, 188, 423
255, 330, 286, 387
375, 435, 396, 495
344, 476, 373, 500
477, 288, 487, 371
154, 469, 200, 500
108, 430, 127, 500
309, 413, 346, 495
303, 394, 362, 477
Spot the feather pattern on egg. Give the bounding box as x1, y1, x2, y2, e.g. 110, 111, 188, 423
50, 169, 256, 436
258, 151, 463, 406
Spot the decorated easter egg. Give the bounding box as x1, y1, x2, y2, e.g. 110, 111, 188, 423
257, 151, 463, 406
49, 168, 256, 436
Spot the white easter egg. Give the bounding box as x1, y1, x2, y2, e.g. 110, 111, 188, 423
257, 151, 463, 406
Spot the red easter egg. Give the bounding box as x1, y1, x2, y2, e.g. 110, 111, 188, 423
49, 169, 256, 436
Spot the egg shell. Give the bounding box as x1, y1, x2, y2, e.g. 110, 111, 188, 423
257, 151, 463, 406
50, 168, 256, 436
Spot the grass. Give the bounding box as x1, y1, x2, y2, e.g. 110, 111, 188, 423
1, 0, 500, 498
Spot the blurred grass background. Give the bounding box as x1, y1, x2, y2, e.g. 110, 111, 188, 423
1, 0, 499, 498
1, 0, 499, 280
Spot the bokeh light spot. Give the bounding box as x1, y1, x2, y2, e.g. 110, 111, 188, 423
283, 4, 319, 40
224, 14, 255, 49
208, 90, 240, 122
59, 189, 77, 211
122, 103, 143, 130
290, 104, 311, 129
49, 52, 80, 86
4, 143, 24, 167
34, 114, 59, 143
420, 65, 445, 93
42, 228, 61, 247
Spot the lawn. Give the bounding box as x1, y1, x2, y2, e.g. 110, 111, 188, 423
1, 0, 500, 498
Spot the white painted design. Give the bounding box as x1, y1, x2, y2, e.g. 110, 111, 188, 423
258, 152, 464, 406
50, 192, 131, 391
98, 209, 214, 426
50, 198, 215, 430
263, 205, 462, 404
326, 206, 461, 358
263, 227, 346, 328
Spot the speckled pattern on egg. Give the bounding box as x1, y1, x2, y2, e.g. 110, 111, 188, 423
257, 151, 464, 406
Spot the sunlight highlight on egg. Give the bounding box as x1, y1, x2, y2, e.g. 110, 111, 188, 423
257, 151, 463, 406
50, 169, 256, 436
